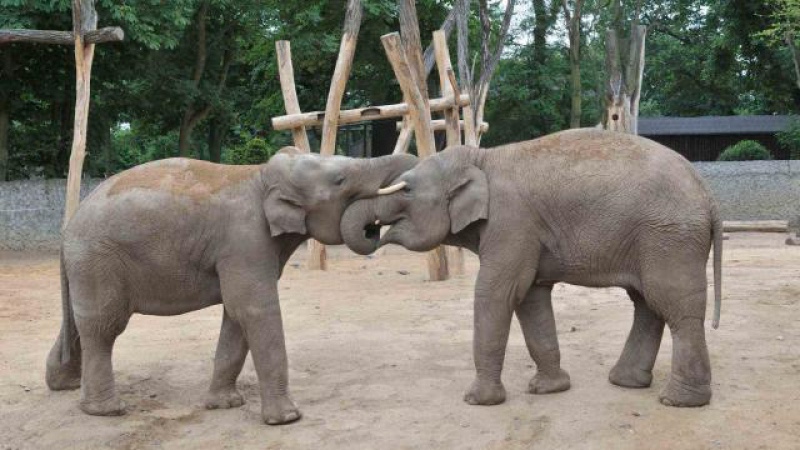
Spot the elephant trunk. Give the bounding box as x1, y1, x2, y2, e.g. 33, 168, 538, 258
355, 154, 417, 199
341, 197, 381, 255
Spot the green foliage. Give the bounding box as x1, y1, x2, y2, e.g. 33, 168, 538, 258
111, 126, 180, 171
717, 140, 773, 161
777, 118, 800, 159
2, 0, 800, 180
223, 137, 277, 165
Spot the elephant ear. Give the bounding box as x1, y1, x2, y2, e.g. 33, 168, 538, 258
263, 187, 307, 237
447, 165, 489, 234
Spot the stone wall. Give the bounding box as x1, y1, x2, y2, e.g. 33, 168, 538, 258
694, 160, 800, 222
0, 160, 798, 251
0, 179, 102, 251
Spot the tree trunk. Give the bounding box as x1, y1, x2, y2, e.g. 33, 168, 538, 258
563, 0, 583, 129
208, 117, 224, 163
179, 1, 209, 157
532, 0, 549, 66
604, 25, 646, 134
0, 51, 10, 181
568, 45, 581, 128
0, 97, 8, 181
787, 32, 800, 91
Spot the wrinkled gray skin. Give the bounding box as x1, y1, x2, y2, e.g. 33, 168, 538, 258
45, 148, 416, 424
342, 129, 722, 408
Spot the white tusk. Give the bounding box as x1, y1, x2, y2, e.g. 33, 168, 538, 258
377, 181, 407, 195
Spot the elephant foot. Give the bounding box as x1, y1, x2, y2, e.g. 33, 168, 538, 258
46, 352, 81, 391
46, 366, 81, 391
262, 394, 302, 425
80, 395, 126, 416
205, 387, 245, 410
464, 379, 506, 406
659, 376, 711, 407
528, 368, 571, 394
609, 364, 653, 388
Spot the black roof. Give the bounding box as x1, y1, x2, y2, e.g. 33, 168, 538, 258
638, 115, 794, 136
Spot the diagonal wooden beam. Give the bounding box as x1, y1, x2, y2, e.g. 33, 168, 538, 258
275, 41, 312, 152
319, 0, 363, 156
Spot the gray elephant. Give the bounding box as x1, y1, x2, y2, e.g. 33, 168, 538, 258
45, 149, 416, 424
341, 129, 722, 408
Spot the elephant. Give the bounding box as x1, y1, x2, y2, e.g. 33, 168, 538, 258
45, 148, 416, 424
341, 128, 722, 408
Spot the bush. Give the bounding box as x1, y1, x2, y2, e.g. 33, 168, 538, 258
777, 117, 800, 159
223, 137, 278, 165
717, 140, 772, 161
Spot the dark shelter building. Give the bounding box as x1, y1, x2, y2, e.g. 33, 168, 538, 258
638, 115, 793, 161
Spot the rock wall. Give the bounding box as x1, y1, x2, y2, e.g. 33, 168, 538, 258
1, 160, 798, 251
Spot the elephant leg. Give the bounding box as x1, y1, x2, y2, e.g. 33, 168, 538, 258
660, 311, 711, 407
609, 289, 665, 388
205, 309, 248, 410
219, 262, 300, 425
75, 313, 129, 416
515, 284, 570, 394
464, 256, 538, 406
642, 258, 711, 407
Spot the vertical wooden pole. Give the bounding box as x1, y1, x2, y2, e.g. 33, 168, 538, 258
382, 31, 448, 281
433, 30, 465, 276
433, 31, 460, 148
310, 0, 362, 270
275, 41, 327, 270
63, 0, 97, 227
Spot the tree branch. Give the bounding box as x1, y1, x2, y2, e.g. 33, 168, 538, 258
478, 0, 491, 72
422, 8, 457, 76
191, 1, 209, 87
455, 0, 472, 90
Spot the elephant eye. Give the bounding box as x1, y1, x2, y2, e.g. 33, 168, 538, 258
334, 176, 345, 186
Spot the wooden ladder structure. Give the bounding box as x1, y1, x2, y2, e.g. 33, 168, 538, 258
271, 0, 481, 280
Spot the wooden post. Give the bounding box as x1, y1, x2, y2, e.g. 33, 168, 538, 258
382, 31, 449, 281
433, 30, 465, 276
64, 0, 98, 226
311, 0, 362, 270
274, 41, 327, 270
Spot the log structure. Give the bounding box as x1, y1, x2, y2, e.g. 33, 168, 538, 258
0, 1, 123, 227
272, 0, 486, 280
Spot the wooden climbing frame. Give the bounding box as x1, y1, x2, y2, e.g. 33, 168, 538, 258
271, 0, 488, 280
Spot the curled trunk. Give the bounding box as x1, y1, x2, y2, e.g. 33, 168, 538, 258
341, 197, 381, 255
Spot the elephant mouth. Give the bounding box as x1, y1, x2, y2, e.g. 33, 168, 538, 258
362, 219, 398, 247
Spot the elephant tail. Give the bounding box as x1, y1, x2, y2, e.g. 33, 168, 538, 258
711, 204, 723, 329
59, 250, 78, 362
46, 249, 82, 390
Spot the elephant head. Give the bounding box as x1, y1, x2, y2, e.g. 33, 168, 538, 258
262, 148, 418, 245
340, 146, 489, 254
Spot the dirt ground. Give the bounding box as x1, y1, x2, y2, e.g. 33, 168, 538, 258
0, 233, 798, 449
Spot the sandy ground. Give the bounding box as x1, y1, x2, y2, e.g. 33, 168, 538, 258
0, 233, 798, 449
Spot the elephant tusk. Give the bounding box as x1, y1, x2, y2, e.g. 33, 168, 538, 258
377, 181, 407, 195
